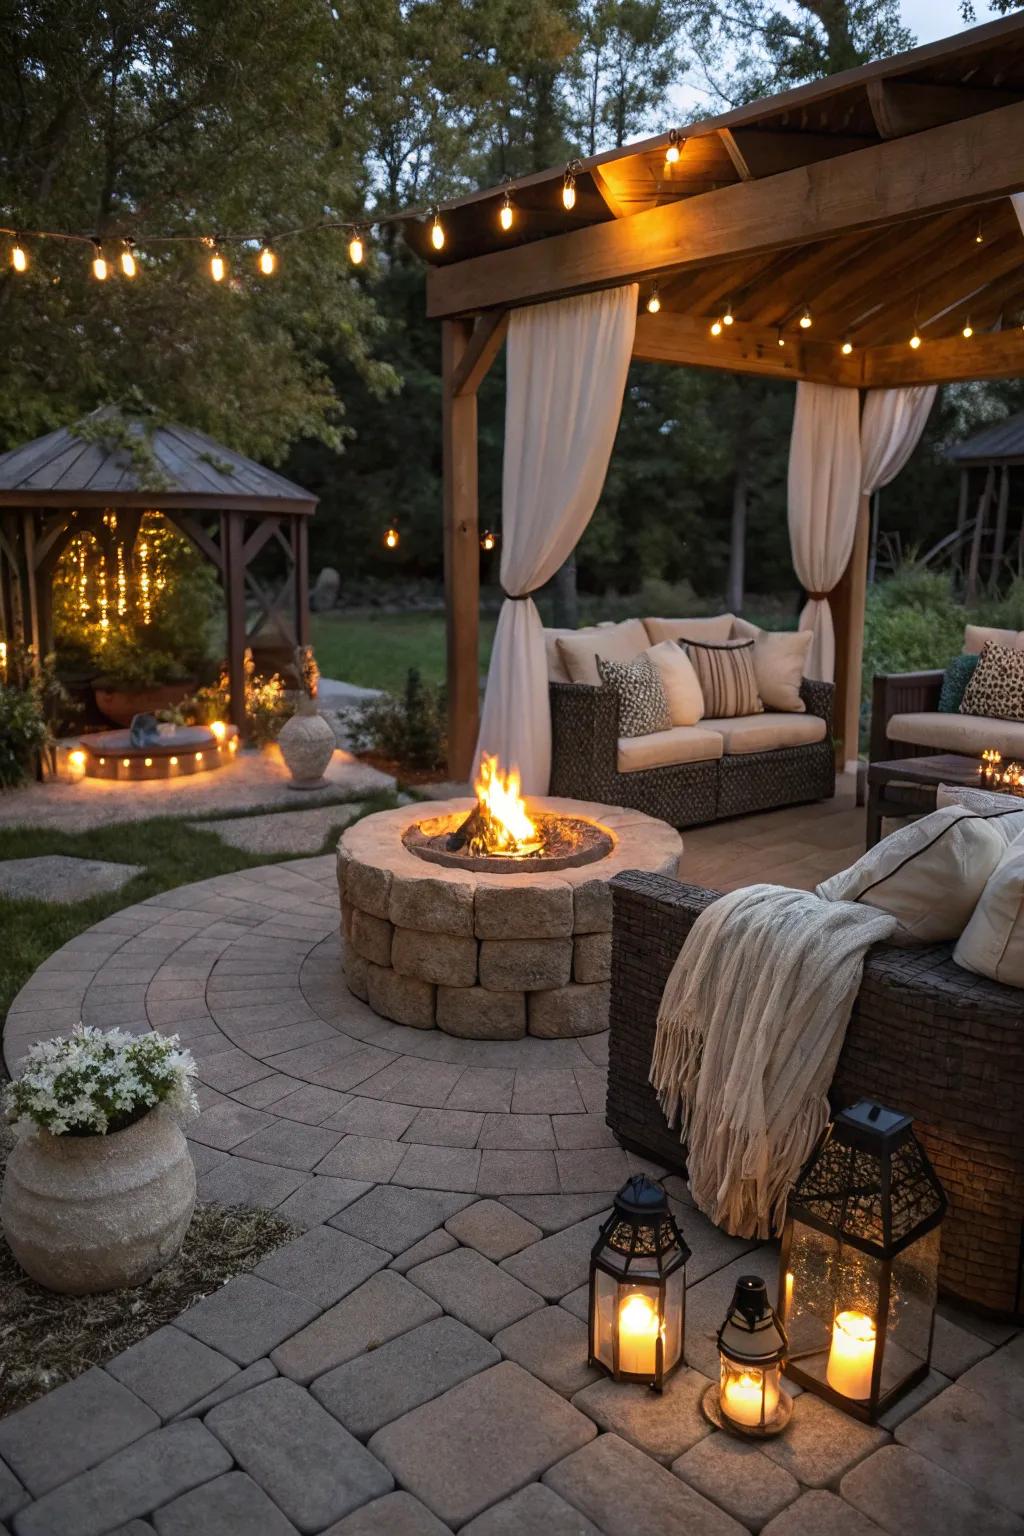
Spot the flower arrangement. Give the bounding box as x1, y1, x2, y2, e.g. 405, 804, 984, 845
296, 645, 320, 701
3, 1026, 198, 1137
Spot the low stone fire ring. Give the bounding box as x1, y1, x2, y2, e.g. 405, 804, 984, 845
337, 796, 682, 1040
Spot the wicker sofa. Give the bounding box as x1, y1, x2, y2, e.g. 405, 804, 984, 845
607, 869, 1024, 1320
550, 675, 835, 828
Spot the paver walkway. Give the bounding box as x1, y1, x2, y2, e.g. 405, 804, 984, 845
1, 793, 1021, 1536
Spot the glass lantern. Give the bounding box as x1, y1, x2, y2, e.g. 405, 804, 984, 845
588, 1175, 691, 1391
779, 1099, 946, 1424
714, 1275, 791, 1437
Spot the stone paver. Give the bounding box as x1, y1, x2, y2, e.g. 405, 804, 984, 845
0, 1368, 159, 1497
406, 1247, 545, 1338
195, 804, 364, 855
276, 1176, 373, 1230
761, 1489, 886, 1535
760, 1394, 887, 1490
207, 1378, 393, 1533
500, 1215, 600, 1300
572, 1368, 712, 1464
675, 1433, 802, 1531
493, 1305, 599, 1398
0, 855, 143, 904
0, 1459, 25, 1525
368, 1362, 596, 1528
313, 1316, 500, 1440
254, 1225, 389, 1309
331, 1187, 474, 1255
271, 1270, 442, 1384
389, 1228, 459, 1272
895, 1381, 1024, 1515
152, 1469, 298, 1536
323, 1490, 452, 1536
544, 1432, 747, 1536
105, 1327, 237, 1421
461, 1481, 603, 1535
445, 1199, 542, 1262
231, 1119, 343, 1170
174, 1275, 320, 1365
171, 1359, 278, 1421
841, 1443, 1024, 1535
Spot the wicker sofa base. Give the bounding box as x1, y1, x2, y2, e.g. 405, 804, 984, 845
608, 870, 1024, 1320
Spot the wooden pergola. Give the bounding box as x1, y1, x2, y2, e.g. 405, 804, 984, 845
408, 14, 1024, 779
0, 408, 316, 728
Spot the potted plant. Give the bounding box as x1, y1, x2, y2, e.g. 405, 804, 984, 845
2, 1025, 198, 1294
92, 635, 196, 727
277, 645, 336, 787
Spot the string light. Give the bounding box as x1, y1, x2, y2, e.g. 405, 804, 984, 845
909, 294, 922, 349
384, 524, 399, 549
962, 319, 973, 338
777, 330, 786, 348
799, 307, 812, 330
120, 239, 137, 277
138, 538, 151, 623
10, 238, 27, 272
348, 230, 364, 265
499, 190, 514, 232
97, 556, 109, 638
481, 530, 497, 551
91, 240, 108, 281
665, 129, 682, 166
430, 210, 445, 251
562, 162, 579, 211
710, 318, 723, 336
722, 301, 734, 326
841, 339, 853, 355
209, 242, 226, 282
646, 284, 661, 315
258, 240, 276, 276
975, 215, 984, 244
909, 330, 922, 349
116, 541, 128, 617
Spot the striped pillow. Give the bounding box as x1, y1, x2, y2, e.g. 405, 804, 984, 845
686, 639, 762, 720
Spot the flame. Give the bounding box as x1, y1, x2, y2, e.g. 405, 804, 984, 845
473, 754, 538, 853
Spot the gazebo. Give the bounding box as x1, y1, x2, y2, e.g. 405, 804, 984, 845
0, 407, 316, 728
409, 14, 1024, 782
948, 408, 1024, 601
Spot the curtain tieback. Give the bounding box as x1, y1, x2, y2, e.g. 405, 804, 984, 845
500, 590, 531, 602
806, 591, 830, 603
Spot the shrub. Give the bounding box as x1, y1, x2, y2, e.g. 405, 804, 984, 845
0, 651, 69, 789
862, 566, 965, 703
349, 668, 447, 772
4, 1025, 198, 1137
92, 634, 192, 690
187, 648, 289, 747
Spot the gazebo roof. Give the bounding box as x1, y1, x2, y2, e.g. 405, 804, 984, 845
0, 407, 317, 514
948, 410, 1024, 466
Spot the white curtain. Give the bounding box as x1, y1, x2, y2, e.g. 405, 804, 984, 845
861, 386, 937, 496
1012, 191, 1024, 236
474, 284, 638, 792
787, 382, 862, 682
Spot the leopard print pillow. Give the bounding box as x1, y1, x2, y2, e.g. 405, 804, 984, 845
597, 653, 672, 738
959, 640, 1024, 722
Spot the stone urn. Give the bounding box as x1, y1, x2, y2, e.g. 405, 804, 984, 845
278, 695, 335, 789
1, 1105, 196, 1295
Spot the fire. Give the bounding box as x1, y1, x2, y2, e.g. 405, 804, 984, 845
468, 754, 541, 856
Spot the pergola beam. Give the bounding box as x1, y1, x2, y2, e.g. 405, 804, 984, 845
427, 100, 1024, 319
632, 313, 861, 385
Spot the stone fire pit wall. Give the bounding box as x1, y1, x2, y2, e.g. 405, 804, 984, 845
337, 798, 682, 1040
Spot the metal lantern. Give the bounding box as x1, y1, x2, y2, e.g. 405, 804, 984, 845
588, 1175, 691, 1391
711, 1275, 791, 1437
779, 1099, 946, 1424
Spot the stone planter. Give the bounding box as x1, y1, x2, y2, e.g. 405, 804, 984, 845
1, 1105, 196, 1295
278, 696, 335, 788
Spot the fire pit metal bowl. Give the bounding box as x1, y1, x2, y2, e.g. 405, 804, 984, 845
403, 810, 614, 874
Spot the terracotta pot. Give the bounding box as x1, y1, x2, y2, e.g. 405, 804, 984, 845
1, 1105, 196, 1295
278, 696, 336, 788
93, 679, 195, 728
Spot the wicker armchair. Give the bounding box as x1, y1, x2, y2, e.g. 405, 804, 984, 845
608, 869, 1024, 1320
550, 677, 836, 828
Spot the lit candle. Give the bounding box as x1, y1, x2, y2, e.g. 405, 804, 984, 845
618, 1294, 660, 1376
784, 1271, 794, 1320
210, 720, 227, 741
722, 1369, 779, 1428
826, 1310, 876, 1399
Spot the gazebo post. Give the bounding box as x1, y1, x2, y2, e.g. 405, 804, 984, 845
442, 317, 481, 781
831, 494, 871, 774
223, 510, 247, 731
293, 516, 310, 647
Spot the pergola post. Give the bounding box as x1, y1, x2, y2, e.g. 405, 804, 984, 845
223, 510, 247, 731
831, 493, 871, 775
442, 318, 481, 781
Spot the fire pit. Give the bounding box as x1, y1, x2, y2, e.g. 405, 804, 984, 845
338, 762, 682, 1041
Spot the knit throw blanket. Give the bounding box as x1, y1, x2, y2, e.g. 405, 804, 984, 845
650, 884, 897, 1239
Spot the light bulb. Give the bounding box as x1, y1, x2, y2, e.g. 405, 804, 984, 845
799, 308, 812, 330
665, 131, 681, 166
92, 243, 108, 281
348, 232, 364, 265
385, 526, 399, 549
210, 249, 225, 282
481, 530, 496, 551
562, 169, 576, 211
11, 241, 27, 272
722, 305, 734, 326
120, 241, 136, 277
431, 213, 445, 251
962, 320, 973, 338
646, 287, 661, 315
710, 319, 723, 336
499, 194, 514, 232
258, 243, 276, 276
909, 332, 922, 349
777, 332, 786, 348
841, 339, 853, 355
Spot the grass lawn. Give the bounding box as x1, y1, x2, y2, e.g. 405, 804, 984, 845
312, 609, 496, 693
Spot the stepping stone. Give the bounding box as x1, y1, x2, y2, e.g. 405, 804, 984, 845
192, 804, 364, 856
493, 1304, 599, 1398
841, 1443, 1024, 1536
368, 1362, 596, 1528
445, 1199, 542, 1262
571, 1369, 712, 1465
175, 1274, 320, 1366
0, 1367, 158, 1497
674, 1430, 801, 1529
271, 1270, 442, 1384
152, 1470, 296, 1536
0, 855, 143, 904
543, 1432, 746, 1536
207, 1378, 392, 1533
406, 1247, 545, 1338
323, 1490, 452, 1535
460, 1481, 604, 1535
313, 1316, 500, 1440
105, 1327, 238, 1420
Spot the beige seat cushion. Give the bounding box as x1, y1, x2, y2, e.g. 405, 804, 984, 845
816, 805, 1004, 945
617, 725, 724, 773
731, 620, 812, 713
556, 618, 649, 686
712, 713, 827, 755
646, 641, 704, 726
887, 710, 1024, 758
643, 614, 735, 647
963, 624, 1024, 655
954, 842, 1024, 986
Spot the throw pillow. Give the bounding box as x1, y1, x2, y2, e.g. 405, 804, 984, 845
597, 653, 672, 738
953, 842, 1024, 987
556, 618, 649, 687
644, 614, 735, 647
645, 640, 704, 726
938, 653, 979, 712
816, 805, 1005, 945
686, 639, 762, 720
935, 783, 1024, 845
730, 623, 812, 714
959, 641, 1024, 723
